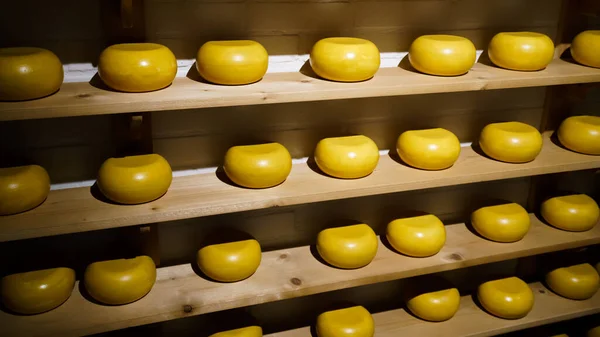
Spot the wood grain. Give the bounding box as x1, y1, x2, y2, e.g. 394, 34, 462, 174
1, 216, 598, 337
1, 133, 599, 242
1, 59, 599, 121
266, 282, 600, 337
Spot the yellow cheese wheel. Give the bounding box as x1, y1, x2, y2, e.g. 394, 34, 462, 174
223, 143, 292, 188
316, 306, 374, 337
471, 203, 530, 242
408, 35, 476, 76
84, 256, 156, 305
97, 154, 172, 204
407, 288, 460, 322
557, 115, 600, 155
488, 32, 554, 71
477, 277, 534, 319
317, 224, 378, 269
0, 165, 50, 215
0, 47, 63, 101
546, 263, 600, 300
386, 214, 446, 257
310, 37, 380, 82
479, 122, 543, 163
197, 239, 262, 282
98, 43, 177, 92
1, 267, 75, 314
314, 135, 379, 179
396, 128, 461, 170
589, 326, 600, 337
541, 194, 599, 232
197, 40, 268, 85
209, 326, 263, 337
571, 30, 600, 68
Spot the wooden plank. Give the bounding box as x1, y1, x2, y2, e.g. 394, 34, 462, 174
1, 59, 600, 121
1, 132, 600, 242
1, 216, 599, 337
267, 282, 600, 337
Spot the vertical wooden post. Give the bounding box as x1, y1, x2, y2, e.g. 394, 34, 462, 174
113, 112, 153, 156
101, 0, 160, 266
100, 0, 146, 45
113, 112, 161, 266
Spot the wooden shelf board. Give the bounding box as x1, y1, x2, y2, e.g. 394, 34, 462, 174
2, 132, 600, 242
1, 216, 599, 337
267, 282, 600, 337
1, 59, 600, 121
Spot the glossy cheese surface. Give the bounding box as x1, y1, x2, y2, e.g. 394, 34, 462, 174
0, 47, 63, 101
541, 194, 599, 232
408, 35, 476, 76
558, 115, 600, 155
571, 30, 600, 68
471, 203, 530, 242
488, 32, 554, 71
314, 135, 379, 179
84, 256, 156, 305
546, 263, 600, 300
197, 239, 262, 282
97, 154, 172, 204
0, 165, 50, 215
477, 277, 534, 319
209, 326, 263, 337
197, 40, 268, 85
98, 43, 177, 92
479, 122, 543, 163
407, 288, 460, 322
316, 306, 375, 337
310, 37, 380, 82
224, 143, 292, 188
397, 128, 461, 170
317, 224, 378, 269
1, 267, 75, 314
386, 214, 446, 257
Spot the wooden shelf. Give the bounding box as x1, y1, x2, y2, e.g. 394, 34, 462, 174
1, 59, 600, 121
267, 282, 600, 337
2, 132, 600, 242
1, 216, 598, 337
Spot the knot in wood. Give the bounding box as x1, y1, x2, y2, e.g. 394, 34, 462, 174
290, 277, 302, 286
445, 253, 463, 261
183, 305, 193, 313
279, 254, 288, 260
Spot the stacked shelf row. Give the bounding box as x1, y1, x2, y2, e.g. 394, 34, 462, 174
0, 58, 598, 121
2, 132, 599, 242
268, 282, 600, 337
1, 215, 598, 337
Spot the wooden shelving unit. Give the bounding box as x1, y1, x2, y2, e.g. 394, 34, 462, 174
1, 59, 600, 121
3, 132, 600, 242
0, 216, 598, 337
267, 282, 600, 337
2, 0, 600, 336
